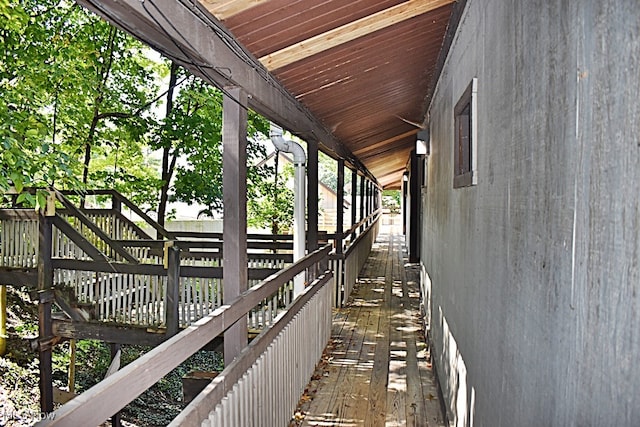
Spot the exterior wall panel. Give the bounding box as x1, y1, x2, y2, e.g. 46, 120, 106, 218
421, 1, 640, 425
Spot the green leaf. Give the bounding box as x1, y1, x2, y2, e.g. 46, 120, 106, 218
10, 172, 23, 193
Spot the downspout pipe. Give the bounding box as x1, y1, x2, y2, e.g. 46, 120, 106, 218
270, 124, 306, 297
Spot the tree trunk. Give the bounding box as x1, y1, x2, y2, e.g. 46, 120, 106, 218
157, 62, 180, 227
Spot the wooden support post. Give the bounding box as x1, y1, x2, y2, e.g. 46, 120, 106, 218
307, 139, 319, 253
307, 139, 319, 282
0, 284, 6, 356
67, 339, 76, 394
366, 180, 371, 225
222, 86, 248, 365
165, 244, 180, 336
109, 343, 122, 427
38, 212, 54, 413
402, 173, 408, 235
371, 183, 375, 216
336, 159, 345, 254
112, 192, 122, 213
351, 169, 358, 241
409, 150, 420, 263
359, 174, 365, 233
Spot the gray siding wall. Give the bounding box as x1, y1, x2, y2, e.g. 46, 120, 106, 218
421, 1, 640, 426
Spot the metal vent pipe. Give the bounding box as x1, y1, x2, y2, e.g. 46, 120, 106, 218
270, 124, 306, 297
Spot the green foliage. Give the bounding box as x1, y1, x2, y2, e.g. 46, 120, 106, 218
0, 0, 162, 205
318, 151, 338, 193
382, 189, 401, 213
167, 78, 273, 217
248, 160, 295, 233
0, 0, 286, 224
0, 1, 81, 195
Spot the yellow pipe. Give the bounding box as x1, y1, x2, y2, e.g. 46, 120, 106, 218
68, 339, 76, 394
0, 285, 7, 356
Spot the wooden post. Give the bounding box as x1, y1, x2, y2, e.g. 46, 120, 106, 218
307, 139, 319, 253
222, 86, 248, 365
336, 159, 345, 254
67, 339, 76, 394
409, 150, 420, 263
402, 173, 408, 235
351, 169, 357, 241
109, 343, 122, 427
365, 180, 371, 225
166, 244, 180, 336
112, 191, 122, 213
38, 211, 54, 413
0, 284, 6, 356
307, 139, 319, 282
359, 175, 365, 233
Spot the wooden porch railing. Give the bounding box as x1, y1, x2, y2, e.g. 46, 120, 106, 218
327, 209, 382, 306
1, 190, 297, 329
36, 244, 333, 427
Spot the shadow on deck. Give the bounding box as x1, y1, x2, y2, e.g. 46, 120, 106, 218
292, 221, 445, 427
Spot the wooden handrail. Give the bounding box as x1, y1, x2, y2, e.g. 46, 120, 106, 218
59, 208, 153, 240
37, 244, 332, 427
53, 190, 138, 264
60, 189, 176, 240
51, 215, 109, 262
0, 209, 39, 220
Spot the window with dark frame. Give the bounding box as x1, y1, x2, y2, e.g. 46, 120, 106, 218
454, 78, 477, 188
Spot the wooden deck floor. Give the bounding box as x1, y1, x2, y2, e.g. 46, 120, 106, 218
291, 225, 445, 427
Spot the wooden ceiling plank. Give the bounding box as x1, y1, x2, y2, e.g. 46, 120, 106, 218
201, 0, 271, 20
353, 129, 418, 156
259, 0, 454, 70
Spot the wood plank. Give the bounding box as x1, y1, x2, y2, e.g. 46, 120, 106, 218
52, 319, 167, 347
294, 228, 445, 427
259, 0, 454, 70
386, 234, 407, 426
365, 236, 392, 426
353, 130, 419, 156
41, 246, 330, 426
299, 235, 386, 425
0, 268, 37, 288
200, 0, 270, 20
51, 259, 165, 276
398, 249, 426, 426
0, 209, 39, 220
303, 265, 371, 423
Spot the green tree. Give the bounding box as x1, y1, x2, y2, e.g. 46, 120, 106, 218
1, 0, 163, 209
0, 1, 80, 206
167, 81, 272, 219
247, 153, 295, 234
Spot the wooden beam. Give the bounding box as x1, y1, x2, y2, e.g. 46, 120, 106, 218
0, 268, 37, 288
200, 0, 270, 20
222, 86, 248, 365
52, 319, 167, 347
259, 0, 454, 71
307, 139, 319, 253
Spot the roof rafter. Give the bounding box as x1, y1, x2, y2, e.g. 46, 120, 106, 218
201, 0, 269, 20
259, 0, 454, 71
